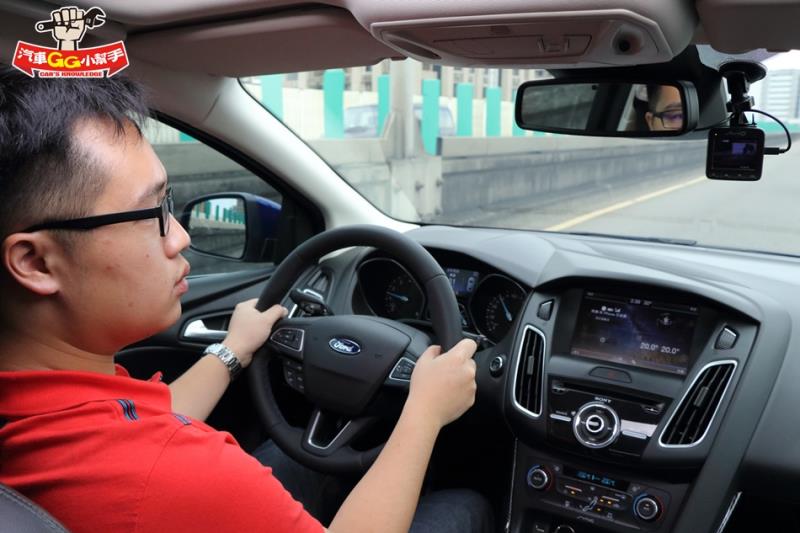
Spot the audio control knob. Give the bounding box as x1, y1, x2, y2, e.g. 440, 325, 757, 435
572, 402, 621, 449
634, 495, 661, 522
526, 466, 550, 490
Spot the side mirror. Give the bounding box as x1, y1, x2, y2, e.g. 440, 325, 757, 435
515, 79, 699, 137
181, 192, 281, 262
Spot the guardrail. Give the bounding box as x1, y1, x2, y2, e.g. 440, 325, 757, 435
157, 132, 795, 220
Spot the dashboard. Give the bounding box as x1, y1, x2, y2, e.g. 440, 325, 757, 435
281, 224, 800, 533
352, 251, 529, 344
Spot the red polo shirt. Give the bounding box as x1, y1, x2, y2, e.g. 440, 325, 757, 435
0, 365, 323, 533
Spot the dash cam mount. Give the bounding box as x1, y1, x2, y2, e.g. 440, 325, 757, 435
719, 60, 767, 126
705, 60, 789, 181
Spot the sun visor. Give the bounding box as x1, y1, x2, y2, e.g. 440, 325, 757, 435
697, 0, 800, 53
126, 6, 401, 77
353, 0, 697, 68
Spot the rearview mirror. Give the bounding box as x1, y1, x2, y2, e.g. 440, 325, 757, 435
515, 79, 698, 137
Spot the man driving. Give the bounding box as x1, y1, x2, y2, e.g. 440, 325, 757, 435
0, 66, 492, 533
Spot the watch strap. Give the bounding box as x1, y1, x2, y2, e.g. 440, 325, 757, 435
204, 343, 243, 380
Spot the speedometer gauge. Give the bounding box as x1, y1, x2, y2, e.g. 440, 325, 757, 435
470, 274, 527, 343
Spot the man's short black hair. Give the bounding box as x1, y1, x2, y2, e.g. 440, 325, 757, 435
646, 84, 663, 112
0, 64, 150, 242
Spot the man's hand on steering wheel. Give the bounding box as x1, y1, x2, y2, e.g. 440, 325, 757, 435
223, 300, 288, 368
408, 339, 478, 429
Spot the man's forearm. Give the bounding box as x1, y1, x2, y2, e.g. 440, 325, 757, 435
168, 354, 230, 421
327, 401, 441, 533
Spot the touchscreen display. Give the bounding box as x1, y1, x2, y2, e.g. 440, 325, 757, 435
570, 292, 698, 375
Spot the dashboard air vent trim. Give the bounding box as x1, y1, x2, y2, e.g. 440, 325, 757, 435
658, 359, 738, 448
511, 324, 546, 419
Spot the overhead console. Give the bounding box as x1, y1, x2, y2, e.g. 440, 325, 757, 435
352, 0, 698, 67
502, 282, 757, 532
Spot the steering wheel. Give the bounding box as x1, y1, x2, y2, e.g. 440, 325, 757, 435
248, 225, 463, 474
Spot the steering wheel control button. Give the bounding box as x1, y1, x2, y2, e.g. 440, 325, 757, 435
634, 495, 661, 522
715, 326, 738, 350
526, 466, 551, 490
271, 328, 304, 351
589, 366, 632, 383
537, 300, 554, 321
489, 354, 506, 376
572, 402, 621, 449
389, 357, 416, 382
282, 360, 305, 392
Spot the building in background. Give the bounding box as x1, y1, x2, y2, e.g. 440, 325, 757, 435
758, 69, 800, 121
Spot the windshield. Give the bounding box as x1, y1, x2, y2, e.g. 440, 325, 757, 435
241, 50, 800, 256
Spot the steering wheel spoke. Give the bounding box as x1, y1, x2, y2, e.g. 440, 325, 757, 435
267, 317, 319, 361
301, 409, 378, 457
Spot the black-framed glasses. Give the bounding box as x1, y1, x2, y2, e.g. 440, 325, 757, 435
23, 187, 174, 237
651, 109, 684, 130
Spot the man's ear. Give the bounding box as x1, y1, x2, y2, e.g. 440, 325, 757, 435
644, 111, 656, 131
1, 233, 63, 296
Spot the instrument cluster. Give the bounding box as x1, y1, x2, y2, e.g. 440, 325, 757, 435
355, 256, 527, 343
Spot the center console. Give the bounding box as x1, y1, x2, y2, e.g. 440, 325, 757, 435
503, 283, 756, 533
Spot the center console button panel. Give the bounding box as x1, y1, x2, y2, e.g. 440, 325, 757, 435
548, 379, 665, 458
511, 445, 682, 533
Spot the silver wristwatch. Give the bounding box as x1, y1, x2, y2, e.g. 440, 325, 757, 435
204, 343, 243, 380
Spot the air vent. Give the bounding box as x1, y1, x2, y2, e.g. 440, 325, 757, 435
661, 361, 737, 447
513, 326, 546, 417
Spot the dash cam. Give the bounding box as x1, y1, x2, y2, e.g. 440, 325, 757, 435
706, 127, 765, 181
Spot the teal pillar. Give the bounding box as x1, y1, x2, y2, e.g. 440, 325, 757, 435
323, 69, 345, 139
512, 89, 525, 137
422, 78, 441, 155
260, 74, 284, 120
377, 74, 390, 136
456, 83, 473, 137
214, 205, 220, 221
486, 86, 501, 137
178, 132, 195, 143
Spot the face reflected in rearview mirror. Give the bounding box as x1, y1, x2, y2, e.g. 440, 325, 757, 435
644, 85, 684, 131
516, 80, 697, 137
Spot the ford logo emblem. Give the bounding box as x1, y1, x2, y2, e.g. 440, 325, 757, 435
329, 338, 361, 355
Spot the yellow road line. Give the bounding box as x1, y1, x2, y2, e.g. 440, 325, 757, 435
545, 176, 707, 232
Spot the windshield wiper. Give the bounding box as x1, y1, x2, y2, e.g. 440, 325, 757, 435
565, 231, 697, 246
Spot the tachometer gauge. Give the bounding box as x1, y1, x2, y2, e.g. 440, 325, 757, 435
384, 274, 424, 319
470, 274, 527, 343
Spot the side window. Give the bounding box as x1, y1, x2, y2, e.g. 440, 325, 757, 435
142, 120, 282, 275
